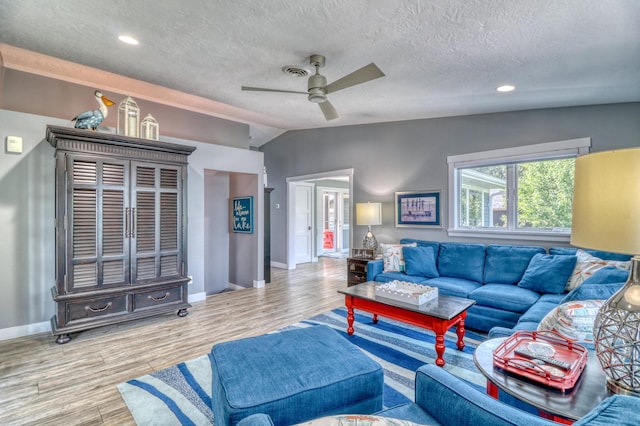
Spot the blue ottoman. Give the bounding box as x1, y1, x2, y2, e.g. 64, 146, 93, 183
209, 325, 383, 426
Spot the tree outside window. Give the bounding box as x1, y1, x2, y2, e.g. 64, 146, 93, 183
458, 158, 575, 232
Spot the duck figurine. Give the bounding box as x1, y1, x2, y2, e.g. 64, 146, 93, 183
72, 90, 115, 130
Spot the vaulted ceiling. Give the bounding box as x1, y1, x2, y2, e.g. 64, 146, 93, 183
1, 1, 639, 146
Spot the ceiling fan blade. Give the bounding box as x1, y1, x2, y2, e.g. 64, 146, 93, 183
324, 63, 385, 94
319, 100, 338, 121
241, 86, 308, 95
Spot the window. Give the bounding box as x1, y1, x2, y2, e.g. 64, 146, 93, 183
448, 138, 591, 241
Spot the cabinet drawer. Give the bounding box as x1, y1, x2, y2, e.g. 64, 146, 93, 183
134, 287, 183, 310
66, 295, 128, 322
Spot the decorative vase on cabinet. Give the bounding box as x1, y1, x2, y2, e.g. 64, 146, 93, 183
47, 125, 196, 343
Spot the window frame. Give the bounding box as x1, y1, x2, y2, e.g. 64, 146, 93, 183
447, 138, 591, 242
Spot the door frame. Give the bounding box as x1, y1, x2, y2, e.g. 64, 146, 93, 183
286, 168, 354, 270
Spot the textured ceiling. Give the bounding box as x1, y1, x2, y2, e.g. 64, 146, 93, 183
1, 0, 639, 146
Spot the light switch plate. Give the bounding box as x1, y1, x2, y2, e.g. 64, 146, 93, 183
6, 136, 23, 154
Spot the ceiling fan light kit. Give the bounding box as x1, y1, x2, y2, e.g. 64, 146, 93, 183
242, 54, 385, 121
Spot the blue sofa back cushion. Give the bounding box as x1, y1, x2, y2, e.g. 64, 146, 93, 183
484, 245, 546, 285
518, 254, 577, 294
403, 246, 439, 278
437, 242, 485, 283
561, 266, 629, 303
400, 238, 440, 256
550, 247, 632, 262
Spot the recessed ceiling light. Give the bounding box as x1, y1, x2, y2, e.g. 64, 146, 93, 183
118, 35, 139, 45
496, 85, 515, 93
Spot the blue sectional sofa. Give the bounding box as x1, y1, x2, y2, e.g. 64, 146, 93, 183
366, 239, 631, 334
237, 364, 640, 426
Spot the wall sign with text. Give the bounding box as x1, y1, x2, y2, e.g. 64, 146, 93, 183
232, 196, 254, 234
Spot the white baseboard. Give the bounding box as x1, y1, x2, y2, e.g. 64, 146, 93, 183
227, 283, 245, 291
253, 280, 265, 288
188, 292, 206, 303
0, 321, 51, 341
271, 261, 288, 269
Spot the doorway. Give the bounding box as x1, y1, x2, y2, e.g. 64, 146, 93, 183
319, 188, 349, 257
286, 169, 354, 269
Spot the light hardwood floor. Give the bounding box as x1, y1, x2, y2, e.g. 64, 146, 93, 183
0, 257, 347, 426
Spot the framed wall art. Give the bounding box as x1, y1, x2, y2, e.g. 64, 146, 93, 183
232, 196, 254, 233
395, 190, 442, 228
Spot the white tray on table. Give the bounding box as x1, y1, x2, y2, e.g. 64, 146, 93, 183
374, 280, 438, 305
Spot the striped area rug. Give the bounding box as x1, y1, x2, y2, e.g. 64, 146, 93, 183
117, 308, 487, 425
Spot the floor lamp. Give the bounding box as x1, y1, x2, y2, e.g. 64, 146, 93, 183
356, 202, 382, 254
571, 147, 640, 395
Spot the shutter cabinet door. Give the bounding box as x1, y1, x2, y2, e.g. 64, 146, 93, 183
131, 162, 183, 283
67, 156, 129, 291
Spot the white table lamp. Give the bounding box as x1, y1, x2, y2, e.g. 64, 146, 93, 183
356, 202, 382, 253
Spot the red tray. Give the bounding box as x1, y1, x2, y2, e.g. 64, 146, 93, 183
493, 330, 588, 392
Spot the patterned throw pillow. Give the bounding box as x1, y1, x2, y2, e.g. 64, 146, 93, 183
565, 249, 631, 291
537, 299, 605, 349
380, 242, 417, 272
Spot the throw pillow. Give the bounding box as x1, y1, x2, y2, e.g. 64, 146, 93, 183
518, 254, 577, 294
565, 249, 631, 292
537, 300, 605, 349
380, 242, 417, 272
403, 246, 439, 278
561, 266, 629, 303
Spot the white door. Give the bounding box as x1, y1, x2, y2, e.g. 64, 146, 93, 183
295, 184, 313, 264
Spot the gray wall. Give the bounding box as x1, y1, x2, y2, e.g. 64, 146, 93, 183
204, 170, 230, 294
229, 172, 260, 288
262, 103, 640, 264
2, 69, 251, 149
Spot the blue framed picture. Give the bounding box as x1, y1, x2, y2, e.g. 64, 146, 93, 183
232, 196, 254, 233
395, 190, 441, 228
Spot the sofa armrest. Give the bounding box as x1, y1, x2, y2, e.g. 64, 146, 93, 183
237, 414, 275, 426
414, 364, 553, 426
367, 259, 384, 281
488, 326, 515, 339
574, 395, 640, 426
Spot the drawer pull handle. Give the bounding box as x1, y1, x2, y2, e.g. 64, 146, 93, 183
148, 292, 170, 302
85, 302, 112, 312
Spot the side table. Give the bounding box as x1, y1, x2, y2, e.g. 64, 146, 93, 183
473, 338, 610, 424
347, 257, 370, 287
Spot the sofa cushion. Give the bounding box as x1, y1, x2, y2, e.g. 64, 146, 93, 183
566, 249, 631, 291
518, 254, 577, 294
380, 242, 417, 272
519, 299, 565, 324
469, 284, 540, 313
483, 245, 546, 285
403, 246, 439, 278
561, 267, 628, 304
537, 300, 605, 349
424, 277, 480, 298
437, 242, 485, 283
373, 271, 431, 284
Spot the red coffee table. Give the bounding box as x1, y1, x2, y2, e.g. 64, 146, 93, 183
338, 281, 475, 367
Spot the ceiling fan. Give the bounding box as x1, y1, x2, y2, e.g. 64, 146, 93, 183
241, 54, 385, 121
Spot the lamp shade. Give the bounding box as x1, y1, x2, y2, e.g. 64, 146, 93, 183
570, 147, 640, 255
572, 147, 640, 395
356, 202, 382, 226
